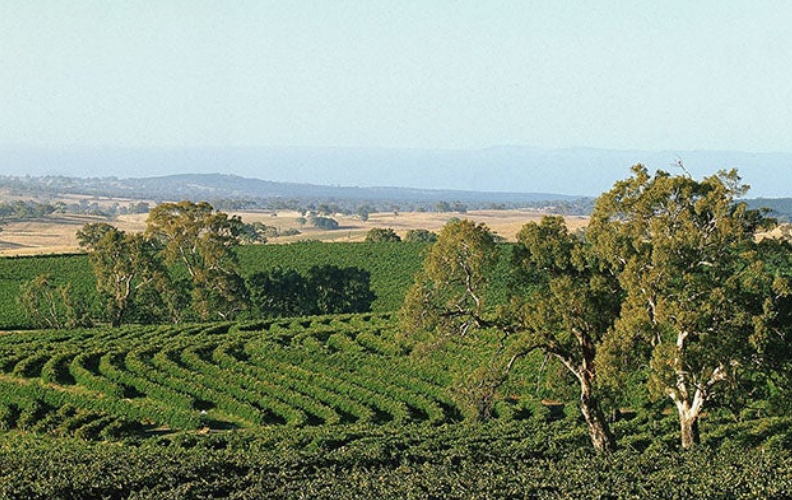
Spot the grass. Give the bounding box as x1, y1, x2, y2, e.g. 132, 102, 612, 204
0, 209, 588, 256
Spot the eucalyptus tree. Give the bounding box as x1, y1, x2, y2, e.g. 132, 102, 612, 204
509, 216, 621, 453
588, 165, 786, 448
401, 217, 622, 453
145, 201, 246, 321
77, 223, 168, 327
365, 228, 401, 242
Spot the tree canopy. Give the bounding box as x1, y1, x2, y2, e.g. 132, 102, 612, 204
401, 166, 792, 452
365, 228, 401, 243
146, 201, 246, 320
589, 165, 788, 448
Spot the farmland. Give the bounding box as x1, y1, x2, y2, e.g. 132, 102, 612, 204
0, 208, 588, 256
0, 314, 791, 498
0, 242, 431, 329
1, 177, 792, 498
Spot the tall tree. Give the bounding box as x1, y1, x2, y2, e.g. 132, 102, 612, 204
510, 216, 621, 453
145, 201, 246, 321
401, 217, 621, 454
77, 223, 168, 327
588, 165, 784, 448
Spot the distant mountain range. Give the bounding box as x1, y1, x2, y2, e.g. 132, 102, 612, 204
0, 172, 592, 214
1, 146, 790, 199
1, 171, 790, 220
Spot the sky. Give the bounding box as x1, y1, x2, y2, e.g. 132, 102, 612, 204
1, 0, 791, 154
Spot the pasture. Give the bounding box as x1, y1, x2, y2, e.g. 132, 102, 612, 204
0, 209, 588, 256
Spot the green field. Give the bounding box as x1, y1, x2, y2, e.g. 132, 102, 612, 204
0, 241, 515, 329
0, 314, 791, 498
2, 241, 792, 498
0, 242, 431, 329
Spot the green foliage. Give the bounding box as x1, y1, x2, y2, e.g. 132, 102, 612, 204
401, 219, 499, 337
365, 227, 401, 242
0, 311, 789, 495
402, 167, 792, 453
1, 417, 792, 498
238, 221, 269, 244
589, 165, 790, 448
237, 241, 433, 314
308, 265, 376, 315
0, 242, 435, 328
402, 216, 622, 452
146, 201, 247, 321
78, 225, 170, 327
309, 215, 339, 229
0, 254, 97, 329
19, 274, 92, 329
247, 267, 312, 317
247, 265, 376, 318
404, 228, 438, 243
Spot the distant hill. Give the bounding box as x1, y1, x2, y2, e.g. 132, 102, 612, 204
2, 172, 789, 219
746, 198, 792, 221
0, 173, 591, 213
1, 146, 790, 198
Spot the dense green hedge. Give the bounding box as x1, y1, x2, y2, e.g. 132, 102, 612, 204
1, 420, 792, 499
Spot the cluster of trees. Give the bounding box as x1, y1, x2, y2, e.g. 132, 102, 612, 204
75, 201, 247, 326
238, 221, 301, 244
0, 201, 60, 220
20, 201, 373, 328
0, 200, 151, 222
433, 201, 468, 213
402, 166, 792, 453
247, 266, 375, 318
365, 228, 438, 243
308, 215, 340, 230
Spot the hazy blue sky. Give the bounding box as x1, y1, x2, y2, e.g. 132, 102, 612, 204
2, 0, 791, 153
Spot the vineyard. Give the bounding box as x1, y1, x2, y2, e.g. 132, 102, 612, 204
0, 313, 791, 498
0, 242, 434, 329
2, 197, 792, 497
0, 313, 492, 438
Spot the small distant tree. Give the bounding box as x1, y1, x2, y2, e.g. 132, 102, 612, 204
239, 222, 269, 244
434, 201, 452, 213
404, 229, 438, 243
357, 205, 373, 222
309, 215, 339, 230
365, 228, 401, 242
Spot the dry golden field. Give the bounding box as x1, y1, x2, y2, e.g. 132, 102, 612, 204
0, 209, 589, 256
